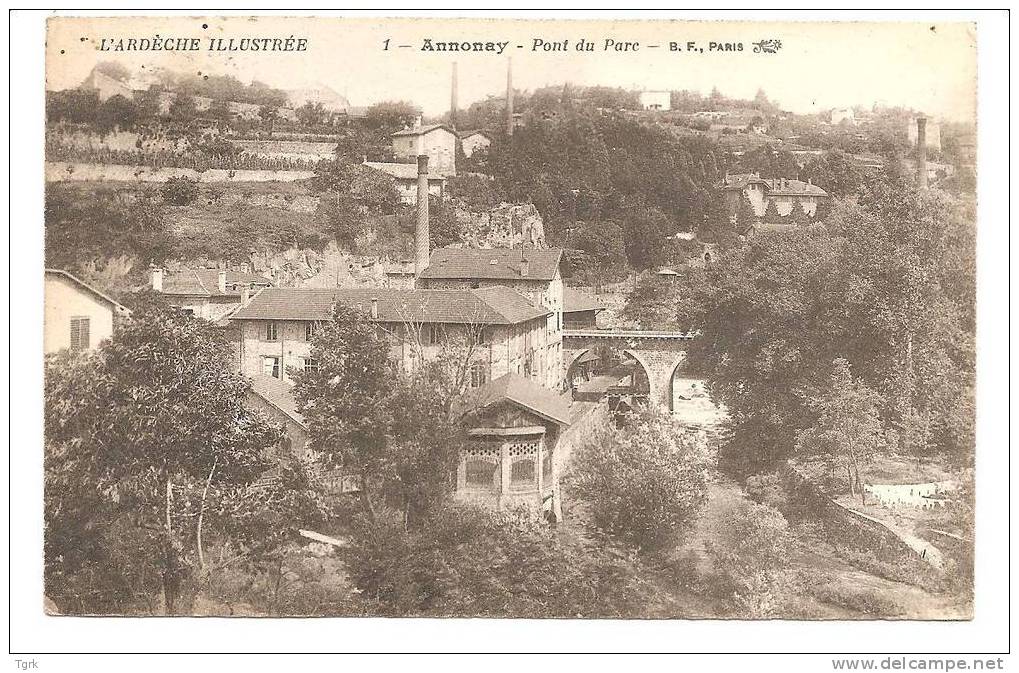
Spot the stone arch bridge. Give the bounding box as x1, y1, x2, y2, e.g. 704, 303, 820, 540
562, 329, 696, 409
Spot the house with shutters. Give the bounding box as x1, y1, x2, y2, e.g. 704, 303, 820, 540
228, 285, 552, 389
417, 247, 566, 391
44, 269, 130, 354
390, 122, 458, 176
717, 172, 828, 220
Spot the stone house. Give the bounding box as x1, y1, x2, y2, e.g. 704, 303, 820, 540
44, 269, 130, 354
563, 287, 606, 329
717, 172, 828, 220
150, 266, 273, 322
417, 247, 566, 391
459, 129, 492, 158
228, 285, 551, 389
390, 123, 458, 176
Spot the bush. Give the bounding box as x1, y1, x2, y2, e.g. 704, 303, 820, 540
568, 407, 709, 554
343, 502, 659, 617
745, 472, 788, 512
160, 176, 201, 206
704, 500, 796, 618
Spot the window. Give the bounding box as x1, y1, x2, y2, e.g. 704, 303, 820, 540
469, 363, 487, 388
303, 358, 319, 372
265, 322, 279, 341
263, 356, 281, 379
511, 458, 535, 487
69, 316, 90, 352
428, 324, 440, 345
465, 459, 497, 489
305, 322, 317, 341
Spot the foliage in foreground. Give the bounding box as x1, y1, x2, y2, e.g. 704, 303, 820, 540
568, 408, 710, 554
343, 502, 658, 618
44, 302, 329, 614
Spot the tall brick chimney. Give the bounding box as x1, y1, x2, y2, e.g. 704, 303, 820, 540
506, 58, 514, 137
415, 155, 430, 278
450, 61, 458, 131
916, 116, 929, 190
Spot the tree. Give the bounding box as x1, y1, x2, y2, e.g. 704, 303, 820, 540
160, 176, 200, 206
258, 104, 279, 137
797, 359, 885, 502
568, 408, 709, 554
168, 93, 198, 123
364, 100, 420, 132
95, 94, 138, 134
564, 219, 628, 286
762, 198, 782, 224
734, 193, 757, 233
44, 303, 324, 614
296, 101, 327, 128
803, 149, 865, 199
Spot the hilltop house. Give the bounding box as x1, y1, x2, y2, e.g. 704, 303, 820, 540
417, 247, 566, 391
363, 161, 446, 204
717, 172, 828, 222
391, 122, 458, 176
150, 267, 273, 321
229, 285, 552, 388
45, 269, 130, 354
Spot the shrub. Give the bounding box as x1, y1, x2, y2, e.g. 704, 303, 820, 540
160, 176, 201, 206
704, 500, 796, 618
568, 407, 710, 554
745, 472, 788, 512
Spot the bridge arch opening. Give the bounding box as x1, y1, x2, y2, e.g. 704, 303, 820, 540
667, 358, 725, 423
566, 345, 651, 413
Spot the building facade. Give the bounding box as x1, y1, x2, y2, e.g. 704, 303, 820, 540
717, 172, 828, 219
229, 286, 552, 389
45, 269, 130, 354
460, 130, 492, 158
363, 161, 445, 204
417, 247, 566, 391
390, 123, 458, 176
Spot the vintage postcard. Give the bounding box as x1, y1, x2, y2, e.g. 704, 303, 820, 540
39, 14, 979, 625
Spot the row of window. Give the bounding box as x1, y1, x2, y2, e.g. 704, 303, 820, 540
263, 321, 318, 342
463, 453, 553, 490
262, 321, 491, 347
262, 356, 318, 380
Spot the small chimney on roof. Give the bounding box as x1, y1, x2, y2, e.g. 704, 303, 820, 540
370, 297, 379, 319
520, 257, 529, 277
150, 266, 163, 293
218, 270, 227, 294
240, 286, 250, 306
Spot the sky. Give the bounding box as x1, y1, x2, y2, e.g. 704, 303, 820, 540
46, 17, 977, 123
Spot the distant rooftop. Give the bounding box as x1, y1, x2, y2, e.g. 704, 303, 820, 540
363, 161, 445, 181
420, 247, 564, 282
391, 123, 456, 138
457, 372, 572, 426
563, 287, 607, 313
161, 268, 272, 298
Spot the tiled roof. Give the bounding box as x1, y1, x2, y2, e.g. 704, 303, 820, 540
717, 173, 828, 197
391, 123, 455, 138
230, 286, 549, 325
459, 129, 492, 140
162, 269, 272, 298
45, 269, 130, 314
363, 161, 444, 181
248, 374, 305, 427
459, 372, 572, 426
563, 287, 607, 313
420, 247, 564, 281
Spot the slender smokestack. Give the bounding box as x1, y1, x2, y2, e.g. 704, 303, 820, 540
450, 61, 458, 131
415, 155, 430, 277
217, 270, 227, 294
506, 58, 514, 137
370, 297, 379, 319
916, 117, 929, 190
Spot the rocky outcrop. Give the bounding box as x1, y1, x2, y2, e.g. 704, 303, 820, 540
456, 202, 547, 248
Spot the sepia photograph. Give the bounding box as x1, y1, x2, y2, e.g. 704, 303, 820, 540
9, 8, 1011, 663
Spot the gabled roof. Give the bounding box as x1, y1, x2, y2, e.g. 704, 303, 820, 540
45, 269, 130, 314
391, 123, 456, 138
563, 287, 607, 313
230, 286, 549, 325
459, 129, 493, 140
459, 372, 572, 426
363, 161, 445, 181
162, 269, 272, 298
248, 374, 305, 427
420, 247, 564, 282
